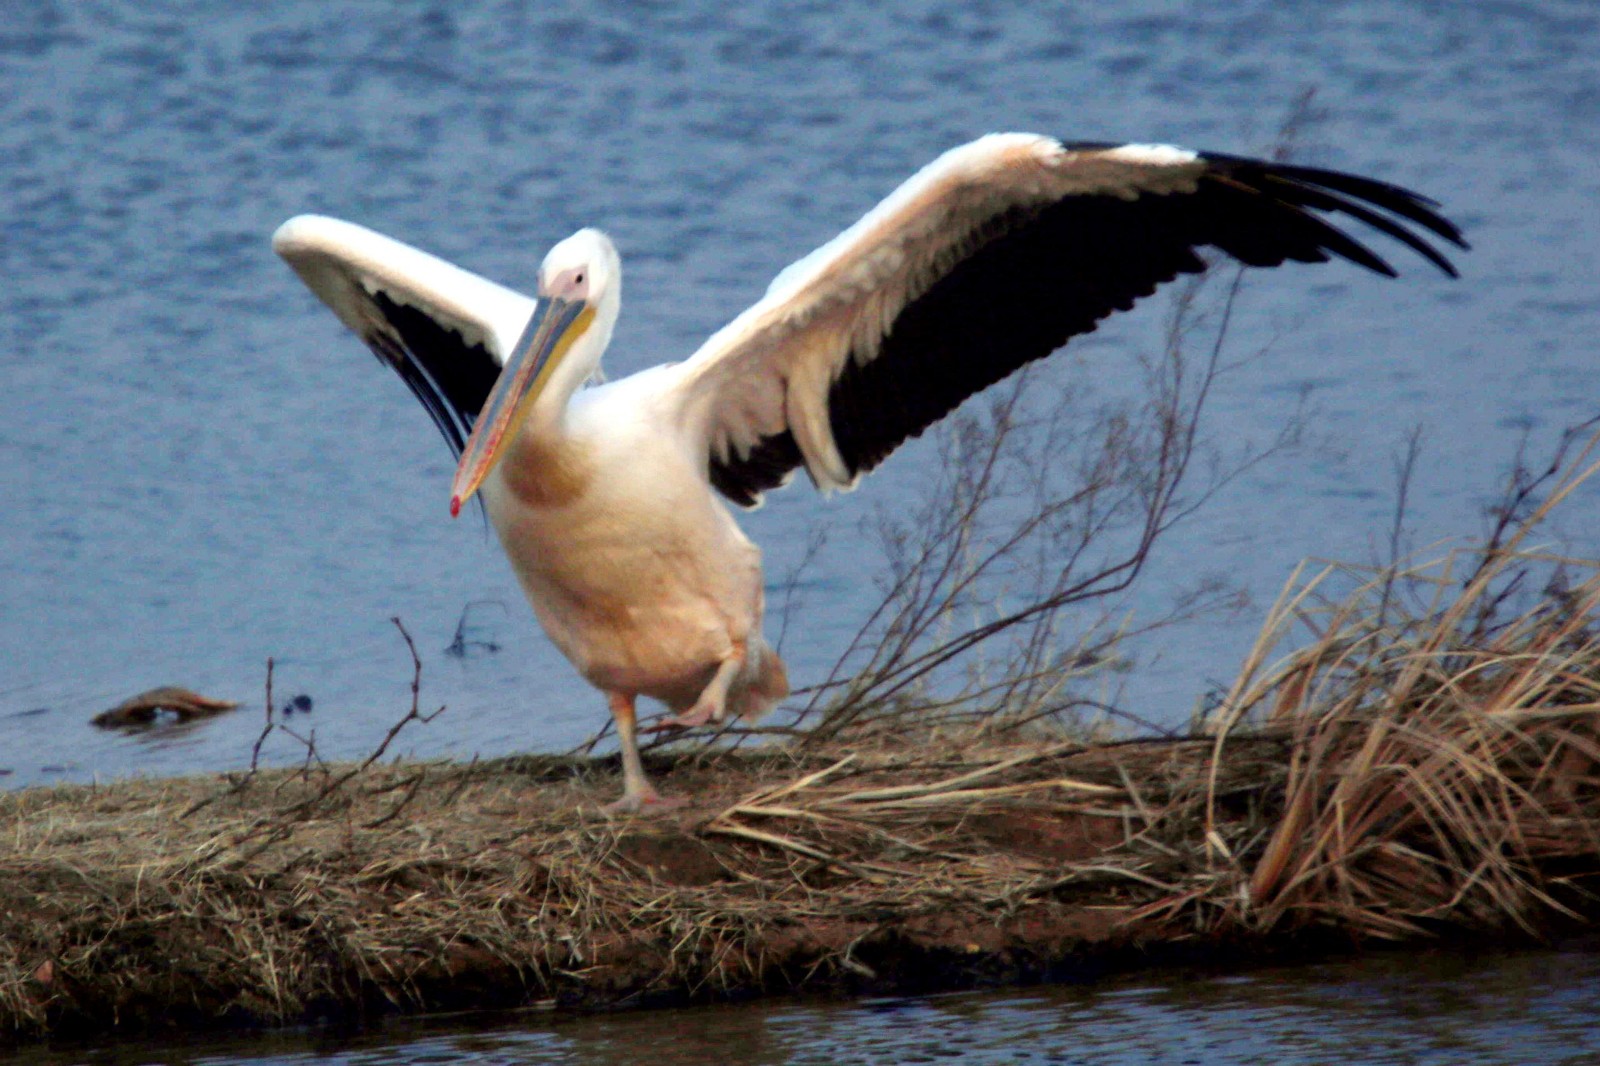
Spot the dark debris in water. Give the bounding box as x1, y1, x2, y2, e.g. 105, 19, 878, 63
90, 686, 240, 729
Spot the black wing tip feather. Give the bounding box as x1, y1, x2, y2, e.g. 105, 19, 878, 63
1061, 140, 1467, 278
365, 328, 470, 456
1195, 149, 1467, 277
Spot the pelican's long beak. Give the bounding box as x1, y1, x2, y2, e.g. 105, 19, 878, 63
449, 296, 592, 517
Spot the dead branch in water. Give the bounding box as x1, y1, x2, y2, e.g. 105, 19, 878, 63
177, 618, 447, 854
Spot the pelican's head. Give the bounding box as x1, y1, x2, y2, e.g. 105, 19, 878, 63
449, 229, 621, 516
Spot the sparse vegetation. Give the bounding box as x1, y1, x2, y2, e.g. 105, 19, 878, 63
6, 436, 1600, 1043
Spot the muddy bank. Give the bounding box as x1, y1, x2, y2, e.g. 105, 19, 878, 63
4, 698, 1599, 1047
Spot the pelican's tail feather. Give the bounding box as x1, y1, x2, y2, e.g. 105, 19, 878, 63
732, 639, 789, 723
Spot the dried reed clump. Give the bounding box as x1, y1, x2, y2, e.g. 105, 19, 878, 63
1199, 429, 1600, 939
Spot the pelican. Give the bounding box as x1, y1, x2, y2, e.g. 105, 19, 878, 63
274, 134, 1465, 811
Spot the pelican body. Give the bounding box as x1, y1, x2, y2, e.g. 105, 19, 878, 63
275, 134, 1466, 811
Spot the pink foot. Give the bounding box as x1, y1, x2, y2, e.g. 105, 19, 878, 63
643, 702, 720, 734
602, 788, 688, 815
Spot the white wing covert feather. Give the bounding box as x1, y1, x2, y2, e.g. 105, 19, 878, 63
273, 214, 537, 455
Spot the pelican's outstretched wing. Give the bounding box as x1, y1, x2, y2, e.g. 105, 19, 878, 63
273, 215, 535, 457
672, 134, 1466, 507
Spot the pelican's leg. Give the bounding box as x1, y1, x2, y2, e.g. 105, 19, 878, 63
602, 692, 681, 814
650, 640, 746, 732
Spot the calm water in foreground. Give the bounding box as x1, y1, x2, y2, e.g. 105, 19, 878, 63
12, 949, 1600, 1065
5, 0, 1600, 1061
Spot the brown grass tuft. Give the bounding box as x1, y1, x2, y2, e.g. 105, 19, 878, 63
1211, 435, 1600, 938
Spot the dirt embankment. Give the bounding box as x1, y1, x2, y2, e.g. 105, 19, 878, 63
4, 699, 1599, 1048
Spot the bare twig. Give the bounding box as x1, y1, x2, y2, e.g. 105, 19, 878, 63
190, 618, 448, 867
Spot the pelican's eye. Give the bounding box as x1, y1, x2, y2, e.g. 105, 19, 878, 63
554, 267, 588, 300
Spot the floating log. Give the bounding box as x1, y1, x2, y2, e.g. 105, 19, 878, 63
90, 687, 239, 729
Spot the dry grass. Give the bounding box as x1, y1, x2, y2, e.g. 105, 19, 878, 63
0, 734, 1185, 1043
1202, 435, 1600, 940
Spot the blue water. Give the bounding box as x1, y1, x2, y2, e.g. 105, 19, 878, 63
3, 1, 1600, 1057
7, 1, 1598, 786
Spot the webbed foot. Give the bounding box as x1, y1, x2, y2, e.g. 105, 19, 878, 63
643, 699, 722, 733
601, 787, 687, 815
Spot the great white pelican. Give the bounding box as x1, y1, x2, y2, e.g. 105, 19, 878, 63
273, 134, 1465, 811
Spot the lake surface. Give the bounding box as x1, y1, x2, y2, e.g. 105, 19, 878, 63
3, 1, 1599, 784
4, 0, 1600, 1060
